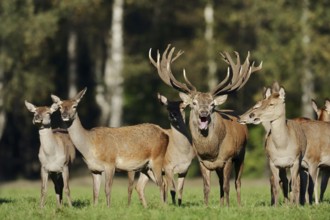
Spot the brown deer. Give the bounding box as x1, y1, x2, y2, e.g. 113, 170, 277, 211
149, 44, 262, 206
25, 101, 76, 208
311, 99, 330, 202
134, 93, 209, 207
239, 82, 330, 205
51, 88, 169, 207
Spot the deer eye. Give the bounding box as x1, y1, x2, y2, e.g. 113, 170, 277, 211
192, 100, 197, 106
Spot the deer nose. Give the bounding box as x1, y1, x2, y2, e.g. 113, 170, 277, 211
249, 113, 255, 118
199, 110, 208, 117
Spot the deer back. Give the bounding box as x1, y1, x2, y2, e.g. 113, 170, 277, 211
88, 123, 169, 164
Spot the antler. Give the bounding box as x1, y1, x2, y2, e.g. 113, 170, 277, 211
211, 51, 262, 96
149, 44, 196, 94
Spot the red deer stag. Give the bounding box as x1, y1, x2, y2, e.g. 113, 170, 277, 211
51, 88, 169, 207
25, 101, 76, 208
149, 44, 262, 206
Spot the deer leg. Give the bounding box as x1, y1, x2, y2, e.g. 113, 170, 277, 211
92, 171, 102, 206
223, 160, 232, 206
279, 168, 289, 204
320, 169, 329, 202
234, 160, 244, 206
104, 166, 115, 207
62, 166, 72, 207
151, 158, 166, 204
215, 168, 224, 206
289, 161, 300, 205
199, 161, 211, 206
309, 165, 320, 204
127, 171, 135, 206
299, 169, 308, 205
177, 172, 187, 206
269, 162, 280, 206
170, 178, 176, 205
50, 172, 64, 208
40, 168, 49, 208
163, 168, 175, 205
135, 172, 149, 208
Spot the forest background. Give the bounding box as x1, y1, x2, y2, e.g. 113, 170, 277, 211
0, 0, 329, 181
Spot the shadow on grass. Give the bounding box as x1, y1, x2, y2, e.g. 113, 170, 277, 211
179, 201, 205, 208
320, 198, 330, 204
0, 198, 14, 204
72, 199, 90, 208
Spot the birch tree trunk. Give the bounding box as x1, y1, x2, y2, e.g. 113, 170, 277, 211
104, 0, 124, 127
68, 30, 78, 98
204, 0, 217, 90
301, 0, 314, 118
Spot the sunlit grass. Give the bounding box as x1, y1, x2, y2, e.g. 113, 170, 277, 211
1, 176, 330, 220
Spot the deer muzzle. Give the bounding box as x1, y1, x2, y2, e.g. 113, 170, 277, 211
198, 110, 210, 130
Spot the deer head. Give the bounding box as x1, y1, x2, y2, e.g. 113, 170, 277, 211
238, 82, 286, 125
25, 101, 58, 127
157, 93, 187, 125
312, 99, 330, 121
150, 44, 262, 131
51, 88, 87, 122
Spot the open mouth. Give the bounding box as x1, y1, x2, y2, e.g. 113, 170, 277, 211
62, 117, 70, 122
198, 116, 209, 130
252, 118, 261, 124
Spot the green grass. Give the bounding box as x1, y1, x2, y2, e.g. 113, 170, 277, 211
1, 177, 330, 220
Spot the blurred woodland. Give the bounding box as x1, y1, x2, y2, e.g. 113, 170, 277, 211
0, 0, 330, 180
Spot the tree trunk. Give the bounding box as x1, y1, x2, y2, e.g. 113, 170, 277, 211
68, 30, 78, 98
301, 0, 314, 118
95, 42, 111, 124
0, 59, 6, 140
104, 0, 124, 127
204, 0, 217, 90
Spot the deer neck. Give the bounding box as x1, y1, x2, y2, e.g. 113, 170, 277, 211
66, 114, 90, 157
189, 111, 225, 160
169, 113, 192, 145
38, 127, 57, 156
268, 111, 289, 148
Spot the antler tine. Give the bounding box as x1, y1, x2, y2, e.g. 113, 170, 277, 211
149, 44, 192, 94
212, 51, 262, 96
183, 69, 197, 92
149, 48, 171, 87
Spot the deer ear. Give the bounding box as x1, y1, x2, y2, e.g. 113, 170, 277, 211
74, 87, 87, 103
279, 87, 285, 100
50, 103, 59, 113
157, 93, 168, 106
179, 92, 192, 106
311, 99, 318, 114
51, 94, 62, 104
325, 99, 330, 111
265, 88, 271, 98
213, 95, 228, 106
25, 101, 36, 113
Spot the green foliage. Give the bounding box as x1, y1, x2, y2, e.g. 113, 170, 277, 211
1, 0, 330, 179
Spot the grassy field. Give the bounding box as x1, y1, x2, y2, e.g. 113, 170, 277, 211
1, 175, 330, 220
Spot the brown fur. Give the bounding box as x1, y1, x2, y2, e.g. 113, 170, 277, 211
51, 88, 169, 207
149, 46, 260, 206
134, 95, 208, 206
25, 101, 76, 208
